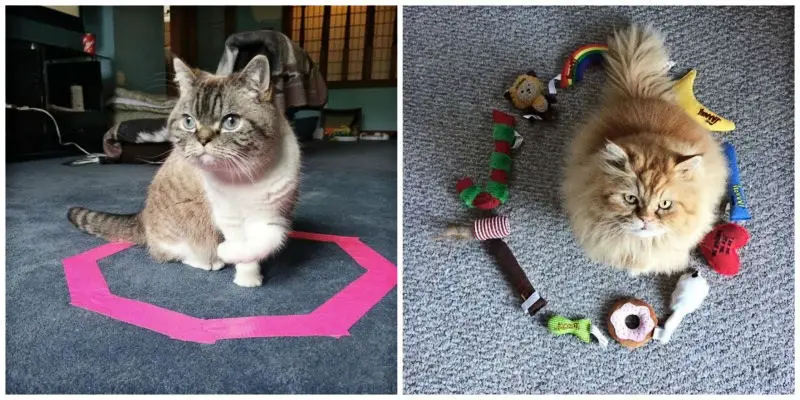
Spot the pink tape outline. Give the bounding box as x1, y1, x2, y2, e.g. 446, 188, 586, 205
62, 231, 397, 344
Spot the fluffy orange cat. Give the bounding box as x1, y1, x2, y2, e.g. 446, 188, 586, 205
563, 24, 728, 275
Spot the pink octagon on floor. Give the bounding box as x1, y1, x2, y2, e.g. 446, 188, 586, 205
62, 231, 397, 344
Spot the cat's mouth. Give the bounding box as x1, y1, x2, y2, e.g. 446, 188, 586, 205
198, 154, 218, 165
631, 229, 664, 238
189, 152, 228, 171
629, 225, 666, 238
628, 219, 666, 237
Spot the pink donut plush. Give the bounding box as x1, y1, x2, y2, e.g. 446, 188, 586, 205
607, 298, 658, 349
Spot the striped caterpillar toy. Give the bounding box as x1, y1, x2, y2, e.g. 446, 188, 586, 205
456, 110, 516, 210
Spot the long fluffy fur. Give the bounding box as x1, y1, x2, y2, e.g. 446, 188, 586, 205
602, 24, 675, 101
562, 24, 728, 275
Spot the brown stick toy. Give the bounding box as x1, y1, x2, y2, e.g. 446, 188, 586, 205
484, 238, 547, 316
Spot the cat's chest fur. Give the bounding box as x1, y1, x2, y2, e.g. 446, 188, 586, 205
204, 173, 293, 219
204, 161, 297, 227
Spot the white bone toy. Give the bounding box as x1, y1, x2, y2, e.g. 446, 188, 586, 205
653, 269, 710, 344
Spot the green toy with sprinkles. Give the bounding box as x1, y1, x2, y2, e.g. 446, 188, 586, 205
456, 110, 516, 210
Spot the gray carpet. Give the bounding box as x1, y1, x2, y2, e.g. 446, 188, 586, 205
402, 6, 793, 394
6, 141, 397, 394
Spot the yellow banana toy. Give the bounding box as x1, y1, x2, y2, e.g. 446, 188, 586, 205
673, 69, 736, 132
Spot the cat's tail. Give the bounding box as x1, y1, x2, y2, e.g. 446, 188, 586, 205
603, 24, 674, 101
67, 207, 146, 245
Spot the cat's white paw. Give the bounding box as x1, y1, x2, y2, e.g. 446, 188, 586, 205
233, 272, 263, 287
211, 259, 226, 271
183, 258, 213, 271
217, 240, 247, 264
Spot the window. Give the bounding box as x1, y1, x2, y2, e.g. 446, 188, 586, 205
284, 6, 397, 88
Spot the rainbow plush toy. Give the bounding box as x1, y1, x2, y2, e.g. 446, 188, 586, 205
546, 44, 608, 95
559, 44, 608, 89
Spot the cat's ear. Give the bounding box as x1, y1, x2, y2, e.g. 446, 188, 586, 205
675, 154, 703, 179
239, 55, 271, 93
599, 140, 631, 173
173, 57, 196, 94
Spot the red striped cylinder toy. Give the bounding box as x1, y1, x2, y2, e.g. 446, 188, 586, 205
472, 216, 510, 240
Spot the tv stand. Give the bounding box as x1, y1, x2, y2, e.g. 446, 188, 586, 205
6, 38, 109, 162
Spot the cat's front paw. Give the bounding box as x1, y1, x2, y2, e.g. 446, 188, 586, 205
211, 259, 226, 271
217, 241, 247, 264
233, 271, 264, 287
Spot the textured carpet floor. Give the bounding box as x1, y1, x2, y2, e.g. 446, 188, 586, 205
402, 6, 793, 394
6, 141, 397, 394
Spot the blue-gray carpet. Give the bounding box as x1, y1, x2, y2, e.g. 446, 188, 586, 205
402, 6, 794, 394
6, 141, 397, 394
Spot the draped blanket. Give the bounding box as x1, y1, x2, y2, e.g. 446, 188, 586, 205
216, 30, 328, 112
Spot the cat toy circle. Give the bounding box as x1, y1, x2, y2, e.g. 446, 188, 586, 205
607, 298, 658, 349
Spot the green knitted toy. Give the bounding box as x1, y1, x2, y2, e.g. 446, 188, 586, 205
547, 315, 608, 347
455, 110, 516, 210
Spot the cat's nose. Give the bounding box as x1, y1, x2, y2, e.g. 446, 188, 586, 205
640, 213, 656, 222
196, 131, 216, 145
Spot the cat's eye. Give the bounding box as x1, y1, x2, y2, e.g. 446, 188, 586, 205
659, 200, 673, 210
180, 115, 196, 131
221, 114, 241, 131
623, 194, 638, 205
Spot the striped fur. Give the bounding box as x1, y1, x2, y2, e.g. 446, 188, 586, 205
67, 207, 145, 244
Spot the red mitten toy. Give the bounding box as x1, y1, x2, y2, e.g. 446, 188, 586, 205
699, 223, 750, 276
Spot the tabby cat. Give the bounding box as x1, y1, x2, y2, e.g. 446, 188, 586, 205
68, 55, 300, 287
562, 25, 728, 275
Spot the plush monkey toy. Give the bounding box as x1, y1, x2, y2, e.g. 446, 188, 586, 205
503, 71, 558, 122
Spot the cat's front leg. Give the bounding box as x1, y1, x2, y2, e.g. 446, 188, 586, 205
245, 218, 289, 260
228, 220, 289, 288
217, 218, 289, 264
233, 261, 263, 287
217, 236, 266, 287
216, 240, 248, 263
215, 222, 247, 264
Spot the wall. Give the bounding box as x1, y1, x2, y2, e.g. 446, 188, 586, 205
328, 87, 397, 131
112, 6, 166, 95
195, 6, 284, 74
196, 6, 227, 72
82, 6, 115, 98
236, 6, 283, 32
294, 87, 397, 132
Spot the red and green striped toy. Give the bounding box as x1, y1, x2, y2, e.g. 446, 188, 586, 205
456, 110, 516, 210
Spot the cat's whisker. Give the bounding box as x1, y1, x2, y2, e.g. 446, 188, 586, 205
224, 151, 254, 184
226, 149, 256, 184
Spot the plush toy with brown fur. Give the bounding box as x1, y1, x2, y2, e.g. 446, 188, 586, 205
503, 71, 558, 122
